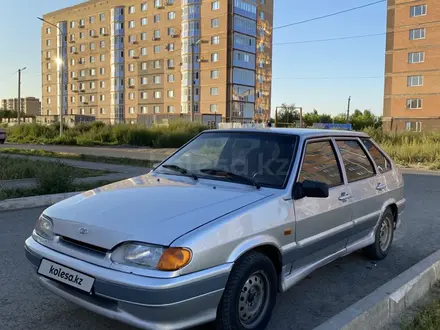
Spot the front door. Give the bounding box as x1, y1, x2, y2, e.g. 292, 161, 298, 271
292, 139, 353, 269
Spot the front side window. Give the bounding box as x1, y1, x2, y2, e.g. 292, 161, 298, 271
299, 140, 343, 188
361, 139, 392, 173
158, 132, 297, 188
336, 140, 375, 183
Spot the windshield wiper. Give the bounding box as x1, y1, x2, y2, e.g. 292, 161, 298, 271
161, 164, 198, 181
200, 168, 260, 189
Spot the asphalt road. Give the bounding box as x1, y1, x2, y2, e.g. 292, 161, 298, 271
1, 173, 439, 330
0, 143, 176, 162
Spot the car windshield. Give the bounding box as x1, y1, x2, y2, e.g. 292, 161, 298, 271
157, 131, 298, 189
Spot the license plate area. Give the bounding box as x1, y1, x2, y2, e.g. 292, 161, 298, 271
38, 259, 95, 293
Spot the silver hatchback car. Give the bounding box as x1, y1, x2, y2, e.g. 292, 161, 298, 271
25, 129, 405, 330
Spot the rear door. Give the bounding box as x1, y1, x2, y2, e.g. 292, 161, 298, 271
334, 139, 385, 244
293, 138, 353, 269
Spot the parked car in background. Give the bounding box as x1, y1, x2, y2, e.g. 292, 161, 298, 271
0, 128, 6, 144
24, 128, 405, 330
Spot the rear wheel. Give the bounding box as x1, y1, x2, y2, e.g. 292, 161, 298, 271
364, 208, 394, 260
216, 251, 277, 330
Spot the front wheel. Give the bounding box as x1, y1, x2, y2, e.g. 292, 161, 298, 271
364, 208, 395, 260
216, 251, 278, 330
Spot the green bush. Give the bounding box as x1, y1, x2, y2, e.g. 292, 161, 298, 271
6, 121, 206, 148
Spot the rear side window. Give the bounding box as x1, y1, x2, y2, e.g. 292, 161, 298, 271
299, 140, 343, 188
336, 140, 375, 183
361, 138, 392, 173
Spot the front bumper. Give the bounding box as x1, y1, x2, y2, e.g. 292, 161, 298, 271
25, 237, 232, 330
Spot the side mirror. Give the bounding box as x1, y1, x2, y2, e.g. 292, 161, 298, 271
293, 180, 329, 200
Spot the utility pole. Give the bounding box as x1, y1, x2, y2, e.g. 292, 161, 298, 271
346, 96, 351, 123
17, 67, 27, 125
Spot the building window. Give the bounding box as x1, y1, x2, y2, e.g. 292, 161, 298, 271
129, 78, 135, 86
167, 105, 175, 113
99, 13, 105, 21
154, 106, 160, 113
168, 74, 175, 82
167, 43, 175, 51
154, 14, 160, 23
47, 74, 52, 81
408, 51, 425, 63
260, 11, 265, 19
100, 108, 105, 114
141, 17, 148, 25
79, 19, 85, 27
141, 3, 148, 11
168, 27, 175, 36
141, 32, 147, 40
141, 62, 148, 70
210, 104, 218, 112
90, 69, 96, 76
100, 95, 105, 101
70, 21, 75, 28
141, 92, 148, 99
153, 60, 161, 68
210, 87, 219, 95
141, 106, 148, 113
153, 76, 161, 84
100, 54, 105, 62
80, 32, 85, 39
154, 91, 161, 98
89, 16, 95, 24
407, 75, 423, 87
409, 28, 426, 40
100, 27, 106, 35
80, 69, 86, 77
80, 44, 86, 52
406, 121, 422, 132
211, 53, 219, 62
211, 18, 219, 28
167, 58, 175, 68
154, 0, 162, 8
410, 4, 427, 17
90, 30, 95, 37
154, 45, 161, 53
168, 90, 174, 98
90, 42, 95, 50
211, 36, 220, 44
129, 92, 135, 100
129, 106, 136, 114
100, 81, 105, 88
90, 95, 95, 102
129, 6, 135, 14
100, 41, 105, 48
141, 77, 148, 85
129, 21, 135, 28
212, 1, 220, 10
141, 47, 148, 56
168, 12, 176, 20
90, 81, 96, 89
406, 99, 422, 109
154, 30, 161, 39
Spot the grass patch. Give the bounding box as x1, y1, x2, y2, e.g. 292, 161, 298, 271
0, 155, 110, 180
402, 284, 440, 330
5, 121, 206, 148
0, 180, 114, 201
0, 148, 155, 168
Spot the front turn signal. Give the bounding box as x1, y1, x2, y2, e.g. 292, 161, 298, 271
157, 247, 192, 271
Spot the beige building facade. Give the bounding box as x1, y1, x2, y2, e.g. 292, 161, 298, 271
1, 97, 41, 116
384, 0, 440, 132
41, 0, 273, 124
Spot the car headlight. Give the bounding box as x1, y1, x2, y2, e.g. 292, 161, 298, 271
111, 243, 192, 271
33, 214, 55, 241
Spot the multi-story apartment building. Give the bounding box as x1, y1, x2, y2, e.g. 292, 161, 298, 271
384, 0, 440, 132
0, 97, 41, 116
40, 0, 273, 125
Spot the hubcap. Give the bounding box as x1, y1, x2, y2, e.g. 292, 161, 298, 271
379, 217, 393, 251
238, 271, 270, 328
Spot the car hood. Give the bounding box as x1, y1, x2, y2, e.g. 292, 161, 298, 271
44, 174, 273, 249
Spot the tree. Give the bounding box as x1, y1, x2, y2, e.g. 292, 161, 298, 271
276, 103, 300, 125
349, 109, 381, 130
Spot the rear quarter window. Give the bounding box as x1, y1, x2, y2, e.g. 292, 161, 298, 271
336, 140, 376, 183
361, 138, 392, 173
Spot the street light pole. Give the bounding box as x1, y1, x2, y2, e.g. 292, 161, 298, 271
346, 96, 351, 123
38, 17, 65, 136
17, 67, 27, 125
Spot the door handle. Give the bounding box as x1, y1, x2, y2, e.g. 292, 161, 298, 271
376, 183, 386, 191
338, 192, 352, 201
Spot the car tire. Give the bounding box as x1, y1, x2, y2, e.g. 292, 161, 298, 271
0, 139, 4, 144
364, 208, 395, 260
215, 251, 278, 330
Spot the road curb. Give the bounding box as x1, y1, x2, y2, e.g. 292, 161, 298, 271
0, 192, 83, 211
314, 249, 440, 330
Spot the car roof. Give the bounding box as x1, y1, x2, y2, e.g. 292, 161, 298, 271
206, 128, 369, 138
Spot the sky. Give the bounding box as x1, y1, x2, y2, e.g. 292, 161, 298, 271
0, 0, 387, 116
